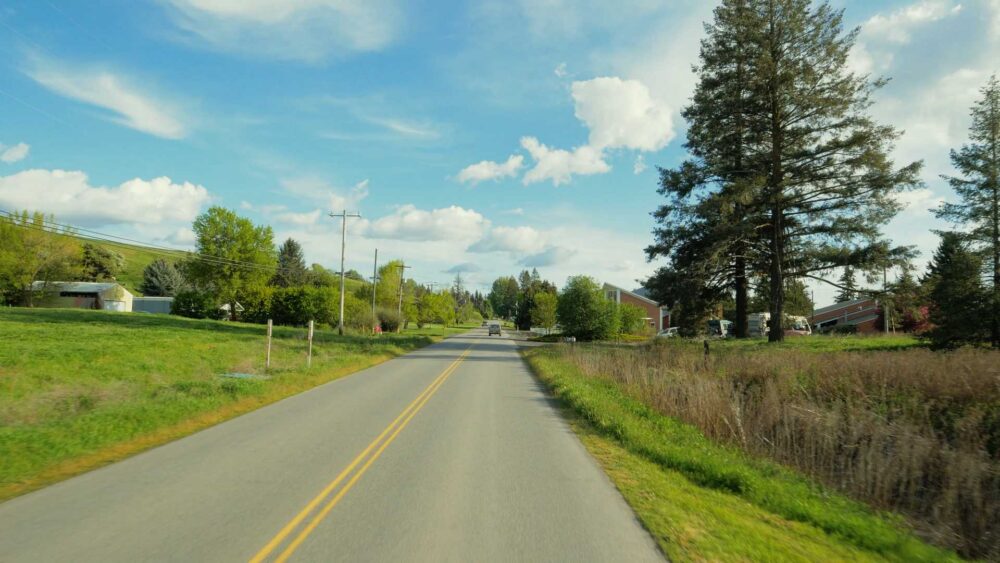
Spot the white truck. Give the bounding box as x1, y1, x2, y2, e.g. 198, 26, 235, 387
747, 312, 812, 337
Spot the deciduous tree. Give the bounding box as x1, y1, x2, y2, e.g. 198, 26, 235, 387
184, 207, 277, 319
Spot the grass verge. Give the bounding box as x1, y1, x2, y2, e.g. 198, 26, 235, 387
0, 308, 469, 501
522, 346, 959, 562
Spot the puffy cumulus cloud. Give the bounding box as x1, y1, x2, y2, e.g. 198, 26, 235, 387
161, 0, 403, 62
26, 59, 189, 139
457, 154, 524, 185
571, 76, 674, 152
365, 205, 489, 242
520, 137, 609, 186
518, 246, 576, 267
0, 169, 210, 226
469, 225, 547, 254
0, 143, 30, 164
894, 188, 946, 216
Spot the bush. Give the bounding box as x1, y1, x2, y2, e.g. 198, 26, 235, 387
171, 290, 224, 320
270, 286, 337, 327
239, 286, 273, 325
557, 276, 616, 340
377, 306, 402, 332
618, 303, 648, 335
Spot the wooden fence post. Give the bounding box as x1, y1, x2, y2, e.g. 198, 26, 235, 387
266, 319, 273, 369
307, 320, 314, 368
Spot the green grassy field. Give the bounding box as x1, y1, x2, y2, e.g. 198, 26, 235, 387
0, 308, 471, 500
523, 345, 959, 562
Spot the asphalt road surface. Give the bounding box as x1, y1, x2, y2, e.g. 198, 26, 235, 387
0, 330, 662, 562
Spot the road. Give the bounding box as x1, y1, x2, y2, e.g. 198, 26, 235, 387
0, 330, 662, 562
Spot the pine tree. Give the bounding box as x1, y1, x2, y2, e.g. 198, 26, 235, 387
935, 75, 1000, 347
140, 259, 185, 297
925, 232, 987, 348
648, 0, 764, 338
745, 0, 921, 341
272, 238, 308, 287
835, 267, 857, 303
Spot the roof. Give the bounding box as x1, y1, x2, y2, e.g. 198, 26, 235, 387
30, 281, 127, 294
603, 283, 660, 306
811, 297, 876, 317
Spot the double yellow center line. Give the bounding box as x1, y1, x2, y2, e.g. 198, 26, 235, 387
249, 345, 473, 563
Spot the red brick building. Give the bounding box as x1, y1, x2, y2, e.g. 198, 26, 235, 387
810, 297, 882, 333
603, 284, 670, 331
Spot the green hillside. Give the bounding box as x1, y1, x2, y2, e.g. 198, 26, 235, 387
85, 239, 365, 296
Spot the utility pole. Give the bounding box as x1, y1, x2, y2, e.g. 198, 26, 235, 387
331, 209, 362, 335
371, 248, 379, 335
395, 262, 411, 333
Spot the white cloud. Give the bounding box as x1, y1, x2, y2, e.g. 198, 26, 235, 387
520, 136, 609, 186
365, 204, 489, 242
0, 169, 210, 226
895, 188, 946, 215
162, 0, 403, 62
633, 155, 647, 175
554, 62, 568, 78
0, 143, 30, 164
364, 116, 440, 140
469, 225, 547, 254
863, 1, 962, 44
518, 246, 576, 267
850, 1, 964, 75
275, 209, 323, 226
457, 154, 524, 184
280, 176, 369, 212
25, 59, 189, 139
571, 76, 674, 152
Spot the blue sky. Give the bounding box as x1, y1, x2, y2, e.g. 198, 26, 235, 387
0, 0, 997, 303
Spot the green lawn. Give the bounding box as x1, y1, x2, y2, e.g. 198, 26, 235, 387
522, 346, 958, 562
0, 308, 469, 500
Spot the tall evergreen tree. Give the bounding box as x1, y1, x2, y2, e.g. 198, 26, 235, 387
648, 0, 764, 338
925, 232, 987, 348
835, 266, 858, 302
745, 0, 920, 341
272, 238, 308, 287
935, 75, 1000, 347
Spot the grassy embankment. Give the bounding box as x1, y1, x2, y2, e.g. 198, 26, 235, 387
523, 335, 990, 562
0, 308, 470, 501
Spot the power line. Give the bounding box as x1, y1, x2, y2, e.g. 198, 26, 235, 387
0, 209, 293, 275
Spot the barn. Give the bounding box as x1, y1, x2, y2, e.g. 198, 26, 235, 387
30, 281, 134, 312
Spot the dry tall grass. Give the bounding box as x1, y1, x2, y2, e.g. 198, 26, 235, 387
557, 341, 1000, 559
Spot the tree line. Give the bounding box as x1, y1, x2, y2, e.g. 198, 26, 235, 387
645, 0, 999, 348
0, 206, 488, 332
486, 270, 650, 340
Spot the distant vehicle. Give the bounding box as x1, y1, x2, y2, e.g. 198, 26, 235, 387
481, 320, 488, 327
656, 327, 679, 338
748, 312, 770, 337
748, 312, 813, 337
707, 319, 732, 338
488, 322, 501, 336
784, 315, 813, 336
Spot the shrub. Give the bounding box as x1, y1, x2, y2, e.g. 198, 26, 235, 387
377, 306, 401, 332
270, 286, 337, 327
557, 276, 616, 340
618, 303, 648, 335
239, 286, 273, 325
171, 290, 224, 320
